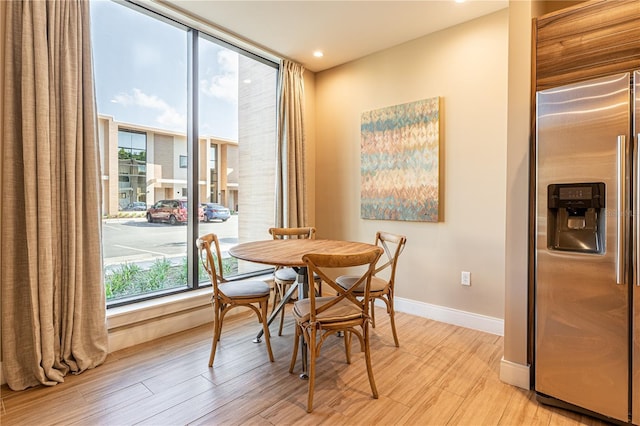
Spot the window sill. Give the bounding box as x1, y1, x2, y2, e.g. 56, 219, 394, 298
106, 274, 273, 353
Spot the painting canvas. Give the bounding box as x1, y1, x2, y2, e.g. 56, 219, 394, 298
361, 97, 440, 222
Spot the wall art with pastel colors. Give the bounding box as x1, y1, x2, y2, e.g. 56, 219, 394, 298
360, 97, 440, 222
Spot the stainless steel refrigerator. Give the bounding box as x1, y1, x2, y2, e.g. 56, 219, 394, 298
535, 71, 640, 425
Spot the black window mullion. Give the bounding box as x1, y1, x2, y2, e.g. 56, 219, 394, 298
187, 29, 200, 289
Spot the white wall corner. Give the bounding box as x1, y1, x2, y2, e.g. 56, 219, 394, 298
499, 357, 530, 390
393, 296, 504, 336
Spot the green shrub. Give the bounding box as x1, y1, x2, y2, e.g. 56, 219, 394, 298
146, 258, 171, 290
105, 262, 142, 299
106, 255, 241, 301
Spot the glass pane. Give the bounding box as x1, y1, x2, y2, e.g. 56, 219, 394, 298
198, 35, 277, 277
91, 1, 190, 301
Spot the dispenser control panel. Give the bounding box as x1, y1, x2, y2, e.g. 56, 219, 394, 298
547, 182, 605, 253
558, 186, 591, 200
549, 183, 605, 209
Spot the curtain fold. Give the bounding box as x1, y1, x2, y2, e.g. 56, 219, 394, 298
275, 59, 307, 228
1, 0, 108, 391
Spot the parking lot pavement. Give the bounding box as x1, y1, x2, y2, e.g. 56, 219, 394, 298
102, 215, 239, 268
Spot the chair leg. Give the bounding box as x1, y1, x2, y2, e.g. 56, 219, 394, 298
387, 294, 399, 347
370, 298, 376, 328
271, 282, 281, 315
343, 330, 352, 364
289, 323, 300, 373
278, 282, 289, 336
278, 306, 286, 336
363, 322, 378, 399
216, 307, 224, 342
307, 327, 317, 413
261, 300, 275, 362
208, 304, 221, 367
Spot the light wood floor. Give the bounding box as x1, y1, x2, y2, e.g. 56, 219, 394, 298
1, 307, 609, 425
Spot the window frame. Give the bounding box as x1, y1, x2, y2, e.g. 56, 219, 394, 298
98, 0, 279, 309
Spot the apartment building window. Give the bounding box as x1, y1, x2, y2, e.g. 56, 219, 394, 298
118, 130, 147, 209
91, 1, 278, 305
208, 144, 218, 203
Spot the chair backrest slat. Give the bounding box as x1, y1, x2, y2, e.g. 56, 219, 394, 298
197, 233, 227, 296
302, 248, 383, 323
269, 227, 316, 240
374, 231, 407, 287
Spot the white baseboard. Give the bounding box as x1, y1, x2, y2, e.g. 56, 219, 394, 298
499, 357, 530, 390
392, 296, 504, 336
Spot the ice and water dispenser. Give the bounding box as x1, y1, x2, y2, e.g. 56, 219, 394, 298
547, 182, 606, 254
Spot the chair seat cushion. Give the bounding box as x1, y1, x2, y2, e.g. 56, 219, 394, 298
336, 275, 388, 293
218, 280, 271, 298
293, 296, 363, 323
274, 267, 321, 283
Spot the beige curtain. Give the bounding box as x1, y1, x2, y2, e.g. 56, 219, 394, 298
1, 0, 108, 391
275, 59, 307, 228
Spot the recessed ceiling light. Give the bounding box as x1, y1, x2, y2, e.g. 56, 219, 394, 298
243, 79, 252, 84
455, 0, 465, 3
313, 50, 324, 58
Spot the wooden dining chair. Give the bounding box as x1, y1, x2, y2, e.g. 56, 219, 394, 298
336, 231, 407, 347
197, 233, 274, 366
289, 246, 383, 413
268, 226, 322, 336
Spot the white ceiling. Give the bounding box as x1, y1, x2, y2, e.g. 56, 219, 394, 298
162, 0, 508, 72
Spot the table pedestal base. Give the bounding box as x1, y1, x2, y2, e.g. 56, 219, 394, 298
253, 267, 309, 379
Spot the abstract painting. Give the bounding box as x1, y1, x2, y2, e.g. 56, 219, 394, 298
361, 97, 440, 222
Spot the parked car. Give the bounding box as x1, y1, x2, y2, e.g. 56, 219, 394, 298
201, 203, 231, 222
146, 199, 204, 225
124, 201, 147, 211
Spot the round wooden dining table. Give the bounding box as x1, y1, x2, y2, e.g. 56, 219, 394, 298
229, 238, 378, 378
229, 238, 378, 313
229, 238, 378, 268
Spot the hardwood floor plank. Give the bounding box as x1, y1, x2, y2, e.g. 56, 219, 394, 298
0, 307, 613, 426
396, 385, 465, 425
73, 375, 215, 425
383, 353, 451, 408
499, 387, 553, 426
432, 341, 503, 399
447, 374, 513, 425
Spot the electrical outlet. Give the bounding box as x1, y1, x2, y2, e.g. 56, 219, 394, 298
461, 271, 471, 286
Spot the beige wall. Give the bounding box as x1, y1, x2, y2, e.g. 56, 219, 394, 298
304, 71, 317, 227
312, 7, 535, 389
502, 0, 541, 388
315, 9, 509, 317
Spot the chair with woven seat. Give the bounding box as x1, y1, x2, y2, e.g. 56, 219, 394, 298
268, 226, 322, 336
197, 233, 274, 366
289, 246, 383, 413
336, 231, 407, 347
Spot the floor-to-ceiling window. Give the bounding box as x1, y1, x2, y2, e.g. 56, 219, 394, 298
91, 0, 278, 304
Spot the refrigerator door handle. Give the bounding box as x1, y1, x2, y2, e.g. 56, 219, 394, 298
637, 132, 640, 287
617, 135, 626, 285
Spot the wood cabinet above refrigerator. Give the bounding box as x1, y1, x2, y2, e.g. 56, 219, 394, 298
534, 0, 640, 92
